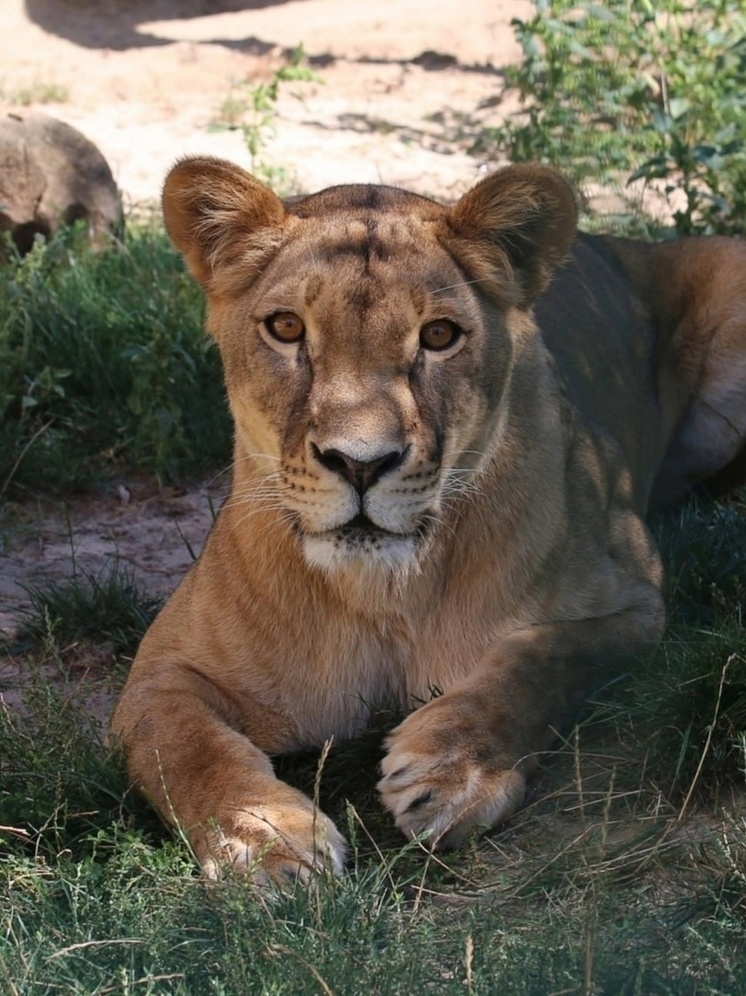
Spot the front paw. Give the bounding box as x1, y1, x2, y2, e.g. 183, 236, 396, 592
377, 700, 526, 848
193, 784, 347, 887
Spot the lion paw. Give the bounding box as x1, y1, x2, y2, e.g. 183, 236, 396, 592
197, 799, 346, 887
378, 711, 526, 848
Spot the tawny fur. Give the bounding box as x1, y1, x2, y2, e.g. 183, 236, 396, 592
111, 158, 746, 884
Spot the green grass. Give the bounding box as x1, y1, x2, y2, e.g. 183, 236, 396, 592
1, 494, 744, 994
2, 18, 746, 983
1, 701, 745, 995
12, 561, 161, 657
0, 224, 231, 496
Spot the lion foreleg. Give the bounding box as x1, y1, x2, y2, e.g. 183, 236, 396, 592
378, 595, 664, 847
111, 668, 346, 884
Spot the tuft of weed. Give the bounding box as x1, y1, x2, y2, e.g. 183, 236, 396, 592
12, 560, 162, 657
654, 495, 746, 628
627, 495, 746, 799
619, 631, 745, 807
0, 666, 157, 860
0, 78, 70, 105
209, 45, 321, 192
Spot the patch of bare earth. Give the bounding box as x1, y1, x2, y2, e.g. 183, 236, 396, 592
1, 0, 531, 206
0, 481, 222, 719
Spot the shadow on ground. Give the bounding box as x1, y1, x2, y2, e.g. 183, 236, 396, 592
24, 0, 302, 50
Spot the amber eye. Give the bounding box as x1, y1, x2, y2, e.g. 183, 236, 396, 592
419, 319, 462, 352
265, 312, 305, 343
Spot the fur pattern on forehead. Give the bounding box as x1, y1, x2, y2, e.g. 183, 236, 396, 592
163, 156, 578, 308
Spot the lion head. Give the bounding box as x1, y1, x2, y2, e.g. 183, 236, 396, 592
162, 158, 577, 573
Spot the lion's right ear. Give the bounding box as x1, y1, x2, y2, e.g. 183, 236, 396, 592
162, 156, 286, 292
447, 164, 578, 308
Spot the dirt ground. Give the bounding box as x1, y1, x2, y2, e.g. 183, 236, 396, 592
1, 0, 530, 207
0, 0, 531, 643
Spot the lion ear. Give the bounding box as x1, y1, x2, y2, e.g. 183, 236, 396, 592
447, 165, 578, 307
162, 156, 286, 291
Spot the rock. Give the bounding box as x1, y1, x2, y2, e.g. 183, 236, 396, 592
0, 112, 122, 255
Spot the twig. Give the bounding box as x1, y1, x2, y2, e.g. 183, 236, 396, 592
0, 825, 31, 838
677, 654, 734, 822
45, 938, 144, 961
267, 943, 334, 996
0, 418, 54, 500
100, 973, 184, 994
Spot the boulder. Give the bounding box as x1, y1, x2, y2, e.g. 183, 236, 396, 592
0, 112, 122, 255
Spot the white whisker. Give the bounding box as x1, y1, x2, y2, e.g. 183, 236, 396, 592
430, 277, 489, 296
420, 511, 458, 540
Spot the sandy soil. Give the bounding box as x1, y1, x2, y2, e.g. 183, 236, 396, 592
0, 0, 530, 646
1, 0, 530, 207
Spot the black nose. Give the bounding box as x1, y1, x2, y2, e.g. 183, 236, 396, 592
312, 444, 404, 494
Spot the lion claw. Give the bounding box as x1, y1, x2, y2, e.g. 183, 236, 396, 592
197, 802, 347, 887
378, 742, 526, 848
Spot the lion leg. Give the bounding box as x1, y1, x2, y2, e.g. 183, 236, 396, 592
651, 239, 746, 505
654, 351, 746, 504
378, 596, 664, 847
110, 664, 346, 884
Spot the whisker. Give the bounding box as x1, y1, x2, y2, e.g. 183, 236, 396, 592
442, 486, 482, 497
232, 506, 297, 534
420, 511, 458, 541
429, 277, 490, 296
209, 451, 283, 486
232, 450, 282, 464
220, 488, 286, 508
206, 464, 235, 487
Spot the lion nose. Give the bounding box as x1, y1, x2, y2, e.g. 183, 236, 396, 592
312, 444, 405, 494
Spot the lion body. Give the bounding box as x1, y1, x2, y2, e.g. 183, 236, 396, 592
111, 159, 746, 882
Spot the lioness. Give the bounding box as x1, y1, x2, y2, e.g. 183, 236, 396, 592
112, 157, 746, 884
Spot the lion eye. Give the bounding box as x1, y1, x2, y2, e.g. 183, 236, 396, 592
419, 319, 462, 352
265, 312, 305, 343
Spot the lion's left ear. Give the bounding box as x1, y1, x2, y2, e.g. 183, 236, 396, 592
447, 165, 578, 307
162, 156, 286, 294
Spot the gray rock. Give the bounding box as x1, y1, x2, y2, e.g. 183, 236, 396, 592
0, 112, 122, 255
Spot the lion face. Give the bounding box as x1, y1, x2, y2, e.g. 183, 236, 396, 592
162, 160, 577, 572
217, 203, 511, 572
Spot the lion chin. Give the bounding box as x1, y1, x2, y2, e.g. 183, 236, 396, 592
301, 516, 422, 573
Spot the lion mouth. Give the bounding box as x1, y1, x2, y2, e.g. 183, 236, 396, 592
338, 513, 394, 537
300, 512, 430, 572
335, 513, 430, 542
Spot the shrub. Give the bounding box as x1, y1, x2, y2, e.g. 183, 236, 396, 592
491, 0, 746, 235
